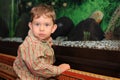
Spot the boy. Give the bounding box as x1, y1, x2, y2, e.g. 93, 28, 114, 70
13, 4, 70, 80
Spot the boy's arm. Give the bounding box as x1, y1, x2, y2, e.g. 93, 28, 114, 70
20, 44, 62, 78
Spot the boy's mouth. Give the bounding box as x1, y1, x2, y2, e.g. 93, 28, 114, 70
39, 33, 45, 36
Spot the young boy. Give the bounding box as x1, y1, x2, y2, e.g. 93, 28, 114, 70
13, 4, 70, 80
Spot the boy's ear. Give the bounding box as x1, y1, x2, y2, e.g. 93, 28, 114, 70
28, 22, 32, 29
52, 24, 57, 33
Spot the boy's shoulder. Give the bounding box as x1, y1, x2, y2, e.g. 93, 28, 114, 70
19, 39, 29, 50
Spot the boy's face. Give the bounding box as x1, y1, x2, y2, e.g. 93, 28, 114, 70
28, 15, 57, 41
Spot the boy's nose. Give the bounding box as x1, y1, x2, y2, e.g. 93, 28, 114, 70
39, 26, 44, 31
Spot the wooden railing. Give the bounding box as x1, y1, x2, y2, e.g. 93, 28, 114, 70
0, 53, 120, 80
56, 69, 120, 80
0, 53, 17, 80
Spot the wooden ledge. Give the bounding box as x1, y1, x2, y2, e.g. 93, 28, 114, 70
0, 53, 17, 80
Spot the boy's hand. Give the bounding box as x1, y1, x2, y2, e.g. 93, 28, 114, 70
58, 64, 70, 73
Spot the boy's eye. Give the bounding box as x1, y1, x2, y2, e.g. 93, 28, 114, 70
34, 23, 40, 26
45, 23, 50, 27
